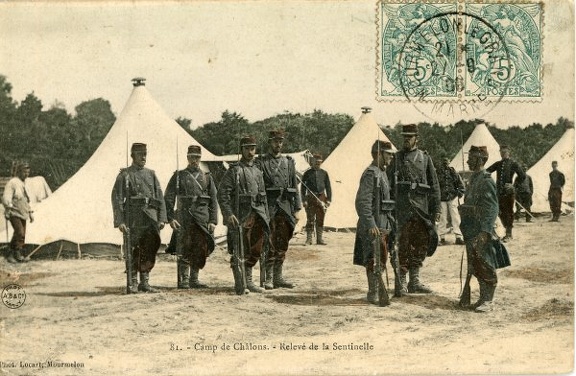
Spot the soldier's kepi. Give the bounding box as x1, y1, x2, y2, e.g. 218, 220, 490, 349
164, 144, 218, 290
387, 124, 441, 295
111, 142, 167, 294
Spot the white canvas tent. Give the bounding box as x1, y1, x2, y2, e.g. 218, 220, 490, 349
321, 108, 396, 229
527, 127, 574, 213
449, 123, 501, 173
1, 80, 224, 253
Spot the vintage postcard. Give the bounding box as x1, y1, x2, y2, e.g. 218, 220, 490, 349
0, 1, 573, 375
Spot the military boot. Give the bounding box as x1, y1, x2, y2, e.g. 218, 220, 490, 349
273, 261, 294, 289
13, 249, 29, 263
5, 249, 18, 264
475, 281, 496, 313
177, 262, 190, 289
263, 262, 274, 290
502, 228, 513, 242
398, 270, 408, 296
366, 268, 377, 304
138, 272, 158, 293
128, 270, 139, 294
407, 267, 432, 294
305, 227, 313, 245
316, 226, 327, 245
245, 267, 263, 293
189, 267, 208, 289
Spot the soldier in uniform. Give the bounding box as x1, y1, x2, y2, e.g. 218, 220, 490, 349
353, 141, 396, 304
164, 145, 218, 289
387, 124, 441, 294
437, 157, 465, 245
300, 153, 332, 245
514, 165, 533, 222
255, 129, 301, 290
548, 161, 566, 222
218, 136, 270, 294
458, 146, 499, 313
111, 143, 167, 293
2, 161, 33, 263
486, 145, 525, 242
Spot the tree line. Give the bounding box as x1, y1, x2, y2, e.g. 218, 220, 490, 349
0, 74, 572, 191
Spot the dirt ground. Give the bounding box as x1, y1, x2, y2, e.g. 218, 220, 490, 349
0, 215, 573, 376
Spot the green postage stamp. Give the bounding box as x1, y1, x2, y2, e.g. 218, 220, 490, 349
376, 0, 543, 104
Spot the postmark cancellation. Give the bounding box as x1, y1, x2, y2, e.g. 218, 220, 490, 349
376, 0, 544, 105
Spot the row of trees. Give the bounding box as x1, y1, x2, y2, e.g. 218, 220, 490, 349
1, 73, 572, 191
0, 75, 116, 189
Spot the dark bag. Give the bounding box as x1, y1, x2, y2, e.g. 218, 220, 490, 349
493, 239, 511, 269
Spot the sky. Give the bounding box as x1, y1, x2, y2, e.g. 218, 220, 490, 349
0, 0, 574, 129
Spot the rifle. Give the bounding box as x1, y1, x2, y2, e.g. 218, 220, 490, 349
459, 251, 472, 307
373, 140, 390, 307
174, 139, 182, 287
390, 153, 403, 297
514, 199, 535, 219
297, 175, 328, 212
231, 146, 248, 295
258, 139, 267, 288
123, 134, 133, 294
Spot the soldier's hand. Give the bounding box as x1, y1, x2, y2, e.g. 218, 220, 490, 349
228, 215, 239, 228
169, 219, 181, 230
29, 212, 34, 223
119, 224, 129, 234
434, 212, 441, 223
369, 227, 380, 237
208, 223, 216, 233
326, 200, 331, 208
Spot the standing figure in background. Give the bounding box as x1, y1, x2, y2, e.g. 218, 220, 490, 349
301, 153, 332, 246
548, 161, 566, 222
2, 161, 33, 263
255, 129, 301, 290
514, 165, 533, 222
112, 143, 167, 293
387, 124, 441, 294
459, 146, 499, 313
353, 141, 396, 305
486, 145, 525, 242
164, 145, 218, 289
218, 136, 270, 294
437, 157, 465, 245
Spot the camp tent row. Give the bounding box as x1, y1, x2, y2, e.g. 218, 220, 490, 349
1, 80, 571, 257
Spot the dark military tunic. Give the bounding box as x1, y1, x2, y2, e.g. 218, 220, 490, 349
459, 170, 499, 286
486, 158, 525, 230
217, 160, 269, 268
514, 174, 533, 219
353, 164, 394, 267
301, 167, 332, 230
164, 166, 218, 269
255, 154, 301, 264
111, 165, 167, 273
549, 169, 566, 215
387, 148, 441, 269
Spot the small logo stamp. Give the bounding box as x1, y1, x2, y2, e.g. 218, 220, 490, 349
2, 284, 26, 309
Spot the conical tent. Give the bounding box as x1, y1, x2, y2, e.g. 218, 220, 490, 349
527, 128, 574, 213
321, 109, 395, 229
3, 81, 223, 250
449, 123, 501, 173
